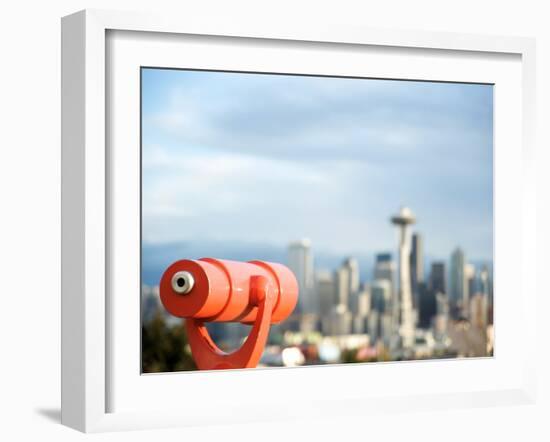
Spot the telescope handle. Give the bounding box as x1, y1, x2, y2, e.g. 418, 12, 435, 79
185, 275, 275, 370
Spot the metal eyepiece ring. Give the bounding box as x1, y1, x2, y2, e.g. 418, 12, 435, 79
171, 271, 195, 294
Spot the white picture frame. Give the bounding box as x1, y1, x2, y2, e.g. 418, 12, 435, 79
61, 9, 537, 433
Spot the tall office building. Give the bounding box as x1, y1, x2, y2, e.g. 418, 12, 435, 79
356, 283, 371, 316
480, 265, 494, 324
479, 265, 493, 323
470, 293, 488, 330
325, 304, 352, 336
353, 283, 371, 334
367, 310, 380, 343
368, 279, 391, 345
371, 279, 391, 314
380, 313, 394, 347
433, 292, 450, 341
418, 283, 436, 329
343, 257, 360, 313
449, 247, 467, 316
465, 263, 476, 307
335, 266, 350, 310
410, 233, 424, 308
288, 239, 315, 314
373, 252, 395, 300
316, 270, 336, 319
429, 262, 446, 294
374, 253, 394, 280
480, 265, 490, 297
391, 206, 417, 350
436, 292, 450, 316
334, 257, 360, 312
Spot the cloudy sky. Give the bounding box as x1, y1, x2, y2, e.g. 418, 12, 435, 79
141, 68, 493, 281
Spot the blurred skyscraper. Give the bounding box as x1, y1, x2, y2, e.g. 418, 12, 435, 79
367, 310, 380, 342
479, 265, 493, 323
417, 260, 451, 331
288, 239, 315, 314
433, 292, 450, 343
373, 253, 395, 298
469, 293, 488, 330
341, 257, 360, 313
465, 263, 476, 313
418, 283, 436, 329
317, 270, 337, 334
429, 262, 446, 295
410, 233, 424, 309
368, 279, 391, 345
336, 266, 350, 309
317, 270, 336, 317
326, 304, 352, 336
371, 279, 392, 314
450, 247, 467, 318
480, 265, 490, 297
353, 283, 371, 334
325, 258, 360, 336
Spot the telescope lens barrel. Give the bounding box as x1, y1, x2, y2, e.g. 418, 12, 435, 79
159, 258, 298, 325
171, 271, 195, 294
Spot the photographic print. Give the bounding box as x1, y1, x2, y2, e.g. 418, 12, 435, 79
140, 68, 493, 373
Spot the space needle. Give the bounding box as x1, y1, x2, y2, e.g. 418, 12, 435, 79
391, 206, 416, 351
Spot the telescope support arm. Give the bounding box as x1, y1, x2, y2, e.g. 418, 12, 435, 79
185, 275, 275, 370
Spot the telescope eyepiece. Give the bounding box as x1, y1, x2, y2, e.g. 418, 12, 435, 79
171, 271, 195, 294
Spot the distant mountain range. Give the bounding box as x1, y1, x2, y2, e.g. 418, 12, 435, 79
141, 240, 492, 287
141, 240, 375, 287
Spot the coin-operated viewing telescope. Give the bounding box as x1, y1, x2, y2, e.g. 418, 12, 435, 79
159, 258, 299, 370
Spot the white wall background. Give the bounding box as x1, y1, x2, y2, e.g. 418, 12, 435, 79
0, 1, 548, 440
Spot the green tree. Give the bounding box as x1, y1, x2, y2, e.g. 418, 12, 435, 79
142, 313, 197, 373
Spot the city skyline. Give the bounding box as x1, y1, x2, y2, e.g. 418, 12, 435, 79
142, 205, 494, 370
278, 205, 493, 361
140, 236, 493, 288
142, 206, 493, 319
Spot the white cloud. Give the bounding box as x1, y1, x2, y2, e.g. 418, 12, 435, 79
140, 69, 493, 260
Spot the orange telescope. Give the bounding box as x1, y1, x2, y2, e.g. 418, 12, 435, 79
159, 258, 299, 370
